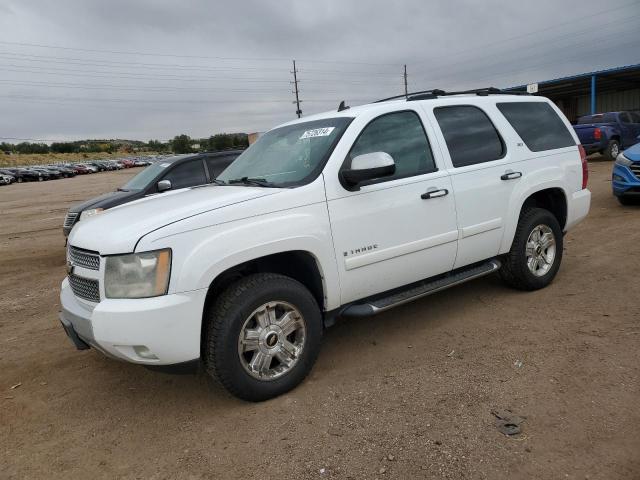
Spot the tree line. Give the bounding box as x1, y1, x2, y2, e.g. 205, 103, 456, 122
0, 133, 249, 155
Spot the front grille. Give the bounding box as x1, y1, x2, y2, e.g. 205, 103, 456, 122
69, 246, 100, 270
630, 163, 640, 179
63, 212, 79, 229
68, 274, 100, 302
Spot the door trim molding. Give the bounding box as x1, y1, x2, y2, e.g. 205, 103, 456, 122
345, 230, 458, 271
460, 217, 502, 239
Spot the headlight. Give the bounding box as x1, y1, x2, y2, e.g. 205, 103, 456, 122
615, 153, 632, 167
80, 208, 104, 221
105, 249, 171, 299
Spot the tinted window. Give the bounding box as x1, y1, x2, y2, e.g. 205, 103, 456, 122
630, 112, 640, 124
619, 112, 631, 124
162, 159, 207, 189
206, 154, 238, 178
497, 102, 576, 152
347, 111, 435, 181
434, 106, 504, 167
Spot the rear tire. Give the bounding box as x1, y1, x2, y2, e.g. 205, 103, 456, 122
603, 139, 620, 161
500, 208, 563, 291
617, 195, 640, 206
205, 273, 323, 402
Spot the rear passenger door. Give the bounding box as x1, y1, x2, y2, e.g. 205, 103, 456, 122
429, 104, 517, 269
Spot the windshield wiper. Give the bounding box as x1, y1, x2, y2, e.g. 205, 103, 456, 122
210, 178, 227, 186
227, 177, 276, 188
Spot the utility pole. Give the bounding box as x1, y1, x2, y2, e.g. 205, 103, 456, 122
291, 60, 302, 118
403, 64, 408, 98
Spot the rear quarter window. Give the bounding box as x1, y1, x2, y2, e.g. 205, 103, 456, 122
497, 102, 576, 152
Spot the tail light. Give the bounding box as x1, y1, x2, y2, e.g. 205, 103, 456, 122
579, 144, 588, 189
593, 127, 601, 140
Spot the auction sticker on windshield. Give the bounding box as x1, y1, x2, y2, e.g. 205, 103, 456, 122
300, 127, 335, 139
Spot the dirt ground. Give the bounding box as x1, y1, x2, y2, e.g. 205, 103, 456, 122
1, 159, 639, 480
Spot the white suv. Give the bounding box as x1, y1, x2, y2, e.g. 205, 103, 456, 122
60, 89, 591, 401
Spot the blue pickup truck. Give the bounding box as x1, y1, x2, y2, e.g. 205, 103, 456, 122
573, 111, 640, 160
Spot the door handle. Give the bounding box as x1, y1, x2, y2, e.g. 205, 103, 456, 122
501, 171, 522, 180
421, 188, 448, 200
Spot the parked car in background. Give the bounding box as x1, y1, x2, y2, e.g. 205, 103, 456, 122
71, 164, 92, 175
0, 174, 14, 185
48, 165, 77, 178
62, 150, 243, 235
27, 167, 59, 180
613, 141, 640, 205
119, 159, 135, 168
573, 111, 640, 160
2, 168, 43, 182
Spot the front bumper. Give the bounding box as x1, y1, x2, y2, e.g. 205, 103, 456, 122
60, 277, 208, 365
612, 163, 640, 197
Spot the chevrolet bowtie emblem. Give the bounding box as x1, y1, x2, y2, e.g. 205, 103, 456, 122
66, 261, 74, 275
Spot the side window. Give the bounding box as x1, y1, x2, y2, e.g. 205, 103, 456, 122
630, 112, 640, 124
619, 112, 631, 124
497, 102, 576, 152
162, 159, 207, 189
434, 106, 505, 167
206, 155, 237, 179
347, 111, 436, 182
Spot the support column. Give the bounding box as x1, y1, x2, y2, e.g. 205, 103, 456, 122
590, 75, 597, 115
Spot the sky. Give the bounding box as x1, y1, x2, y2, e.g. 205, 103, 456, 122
0, 0, 639, 142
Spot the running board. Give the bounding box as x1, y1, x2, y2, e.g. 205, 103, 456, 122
340, 259, 501, 318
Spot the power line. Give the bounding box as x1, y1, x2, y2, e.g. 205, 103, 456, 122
412, 0, 640, 70
0, 51, 403, 77
1, 64, 290, 82
0, 40, 401, 66
412, 13, 640, 78
416, 31, 640, 87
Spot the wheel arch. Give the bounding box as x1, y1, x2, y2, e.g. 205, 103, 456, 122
500, 185, 568, 254
200, 250, 327, 357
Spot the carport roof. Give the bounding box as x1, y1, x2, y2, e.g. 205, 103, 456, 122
505, 63, 640, 99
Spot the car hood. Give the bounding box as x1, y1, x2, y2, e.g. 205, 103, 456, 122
68, 190, 139, 213
623, 142, 640, 162
68, 185, 280, 254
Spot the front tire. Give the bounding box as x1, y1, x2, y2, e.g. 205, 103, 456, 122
205, 273, 323, 401
603, 139, 620, 161
500, 208, 563, 291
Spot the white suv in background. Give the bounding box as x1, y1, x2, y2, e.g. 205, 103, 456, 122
60, 88, 590, 401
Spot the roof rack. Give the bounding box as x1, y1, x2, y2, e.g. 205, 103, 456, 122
374, 87, 530, 103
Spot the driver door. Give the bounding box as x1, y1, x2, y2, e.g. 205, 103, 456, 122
326, 110, 458, 304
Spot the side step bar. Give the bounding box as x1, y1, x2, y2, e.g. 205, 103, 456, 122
340, 259, 501, 318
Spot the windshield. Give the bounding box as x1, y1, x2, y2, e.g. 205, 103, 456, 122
217, 117, 352, 187
121, 156, 187, 190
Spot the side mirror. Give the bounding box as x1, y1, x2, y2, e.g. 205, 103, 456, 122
157, 179, 172, 192
341, 152, 395, 189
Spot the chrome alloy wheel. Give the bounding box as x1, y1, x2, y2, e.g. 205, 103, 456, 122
237, 301, 306, 381
610, 142, 619, 158
526, 224, 556, 277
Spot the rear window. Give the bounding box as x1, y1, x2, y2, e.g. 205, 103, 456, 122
497, 102, 576, 152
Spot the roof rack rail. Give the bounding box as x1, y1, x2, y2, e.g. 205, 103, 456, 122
374, 87, 530, 103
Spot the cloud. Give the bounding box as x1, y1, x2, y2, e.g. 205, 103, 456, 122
0, 0, 638, 141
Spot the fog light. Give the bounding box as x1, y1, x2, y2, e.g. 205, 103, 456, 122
612, 174, 625, 182
133, 346, 158, 360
